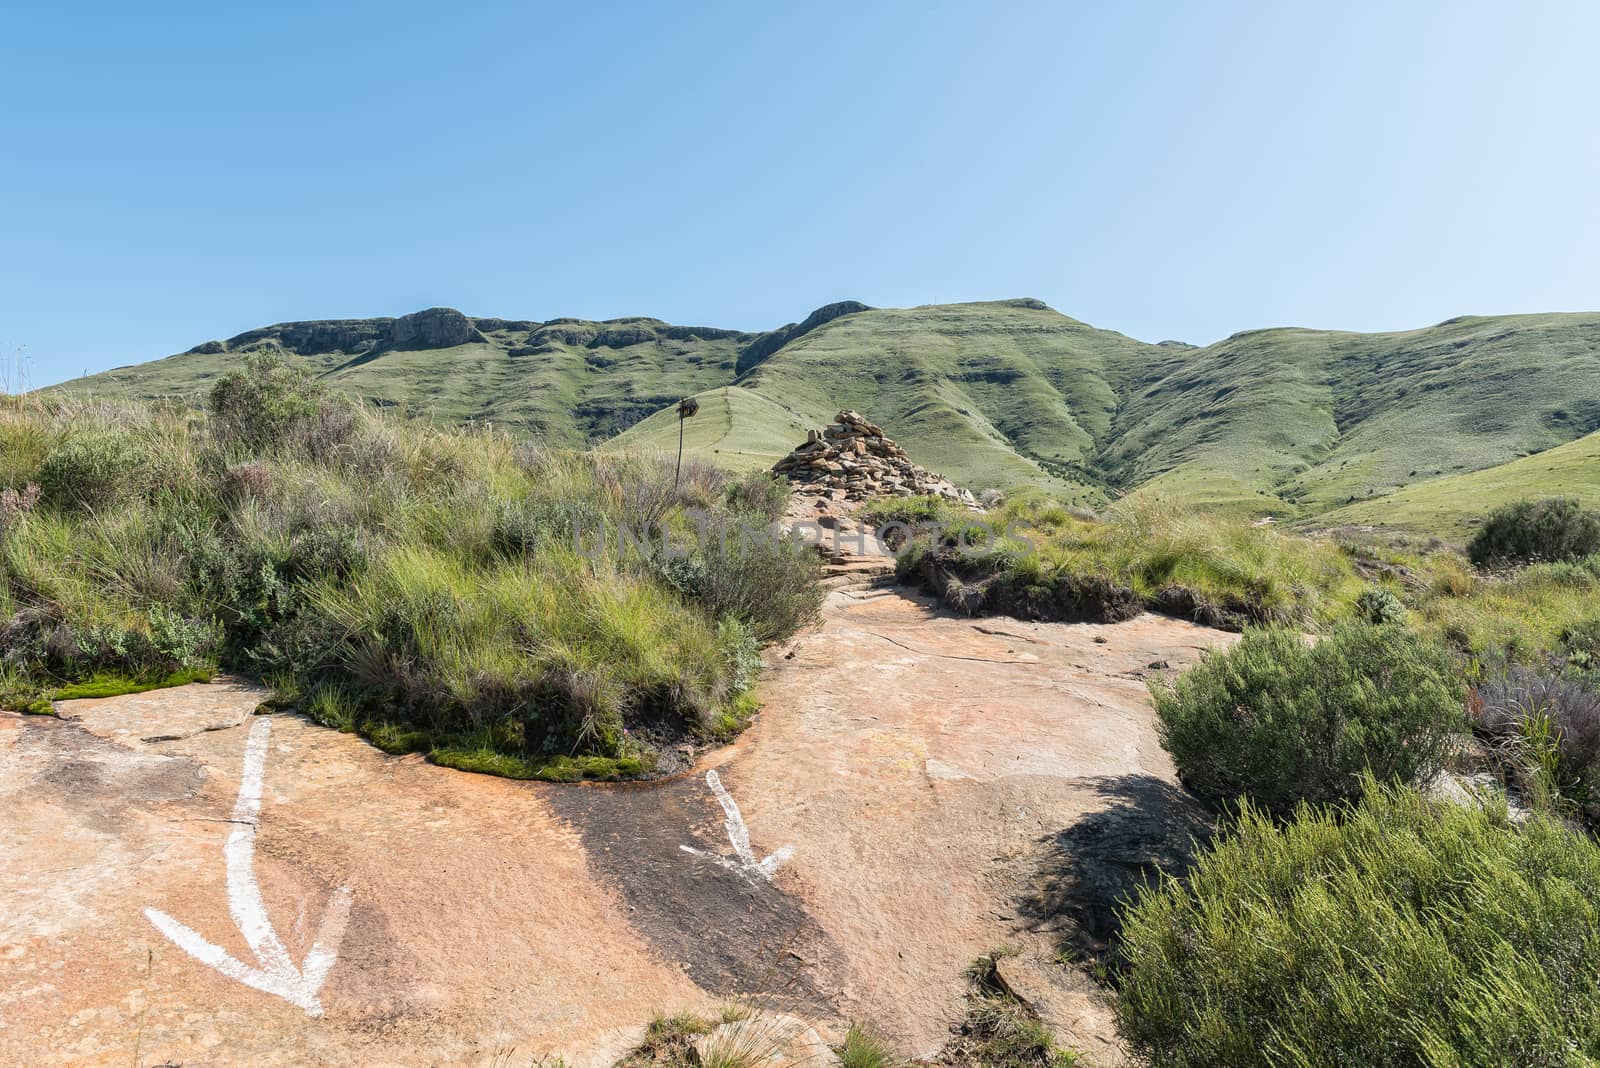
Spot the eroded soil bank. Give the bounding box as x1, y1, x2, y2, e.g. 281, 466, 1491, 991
0, 588, 1231, 1066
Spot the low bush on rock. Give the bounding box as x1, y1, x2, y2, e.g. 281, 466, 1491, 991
1468, 496, 1600, 568
1117, 782, 1600, 1067
1153, 624, 1465, 817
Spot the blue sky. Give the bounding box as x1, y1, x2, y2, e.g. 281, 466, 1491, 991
4, 1, 1598, 387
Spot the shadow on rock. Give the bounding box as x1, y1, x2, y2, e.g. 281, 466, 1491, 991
1017, 774, 1214, 966
547, 771, 842, 1013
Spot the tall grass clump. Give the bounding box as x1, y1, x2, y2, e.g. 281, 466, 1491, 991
1153, 624, 1466, 817
0, 362, 820, 777
835, 1024, 907, 1068
1117, 781, 1600, 1067
1468, 496, 1600, 568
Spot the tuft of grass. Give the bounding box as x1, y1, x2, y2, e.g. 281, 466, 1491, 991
618, 1011, 716, 1067
835, 1023, 906, 1068
941, 953, 1079, 1068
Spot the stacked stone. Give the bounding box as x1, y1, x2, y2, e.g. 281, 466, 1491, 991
771, 410, 977, 505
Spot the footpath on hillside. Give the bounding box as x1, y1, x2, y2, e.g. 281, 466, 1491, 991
0, 493, 1234, 1067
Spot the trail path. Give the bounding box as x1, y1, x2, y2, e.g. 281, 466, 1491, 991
0, 535, 1232, 1065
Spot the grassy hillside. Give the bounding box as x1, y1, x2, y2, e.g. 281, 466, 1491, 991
1103, 314, 1600, 514
1321, 427, 1600, 535
605, 386, 812, 472
56, 301, 1600, 525
733, 298, 1154, 501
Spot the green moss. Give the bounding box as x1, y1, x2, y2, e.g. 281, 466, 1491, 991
361, 721, 436, 755
356, 720, 657, 782
442, 749, 651, 782
52, 667, 214, 701
706, 690, 760, 740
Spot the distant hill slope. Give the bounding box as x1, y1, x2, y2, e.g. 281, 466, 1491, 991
1319, 427, 1600, 535
1107, 314, 1600, 513
71, 307, 759, 448
55, 301, 1600, 520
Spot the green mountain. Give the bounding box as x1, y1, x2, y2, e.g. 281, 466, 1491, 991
57, 301, 1600, 520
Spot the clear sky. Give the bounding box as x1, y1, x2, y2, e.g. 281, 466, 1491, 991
4, 1, 1598, 387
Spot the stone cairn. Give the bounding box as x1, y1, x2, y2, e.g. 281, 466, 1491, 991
772, 410, 977, 505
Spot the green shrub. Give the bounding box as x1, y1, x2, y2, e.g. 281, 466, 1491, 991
1355, 584, 1405, 625
652, 519, 824, 643
1561, 615, 1600, 668
208, 351, 328, 451
1468, 496, 1600, 568
723, 469, 790, 522
37, 430, 149, 509
1153, 624, 1465, 817
717, 616, 762, 694
1117, 782, 1600, 1067
143, 604, 218, 670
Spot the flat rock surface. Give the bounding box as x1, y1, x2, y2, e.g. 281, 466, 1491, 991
0, 592, 1231, 1065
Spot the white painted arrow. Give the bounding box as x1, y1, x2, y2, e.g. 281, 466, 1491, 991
145, 717, 353, 1017
680, 769, 794, 881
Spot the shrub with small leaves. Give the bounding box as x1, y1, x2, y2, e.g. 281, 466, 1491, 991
723, 469, 790, 522
37, 430, 149, 510
142, 605, 218, 671
1153, 623, 1466, 817
208, 351, 328, 451
717, 617, 762, 694
1468, 496, 1600, 568
1118, 781, 1600, 1067
653, 519, 823, 643
1355, 584, 1404, 625
1561, 616, 1600, 668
